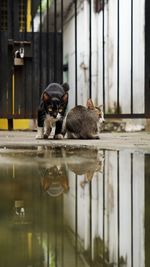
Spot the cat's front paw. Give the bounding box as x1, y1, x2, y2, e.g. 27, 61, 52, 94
43, 134, 49, 139
36, 134, 44, 139
35, 127, 44, 139
90, 133, 101, 139
54, 134, 64, 140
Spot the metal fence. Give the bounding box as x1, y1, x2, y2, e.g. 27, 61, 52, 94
0, 0, 149, 122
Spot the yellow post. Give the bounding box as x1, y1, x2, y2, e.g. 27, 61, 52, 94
27, 0, 31, 32
0, 119, 8, 130
12, 74, 15, 115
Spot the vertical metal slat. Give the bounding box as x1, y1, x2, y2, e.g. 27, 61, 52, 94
102, 150, 105, 264
117, 151, 120, 266
75, 174, 78, 266
54, 0, 57, 82
102, 0, 105, 113
131, 153, 134, 267
61, 0, 63, 83
46, 0, 49, 85
131, 0, 133, 114
89, 180, 92, 265
31, 0, 34, 115
89, 0, 92, 99
24, 0, 27, 116
75, 0, 77, 105
117, 0, 120, 113
39, 0, 42, 92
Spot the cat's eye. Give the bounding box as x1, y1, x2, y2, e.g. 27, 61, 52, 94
48, 107, 52, 112
58, 108, 63, 113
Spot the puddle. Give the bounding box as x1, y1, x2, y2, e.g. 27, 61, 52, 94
0, 147, 149, 266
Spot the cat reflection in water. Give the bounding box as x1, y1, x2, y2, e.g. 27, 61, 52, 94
38, 148, 104, 195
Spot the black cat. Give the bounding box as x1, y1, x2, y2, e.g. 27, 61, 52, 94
36, 82, 69, 139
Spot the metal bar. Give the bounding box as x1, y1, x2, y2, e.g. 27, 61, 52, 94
75, 174, 78, 266
61, 194, 64, 267
75, 0, 77, 105
131, 0, 133, 114
9, 111, 146, 119
11, 0, 14, 119
61, 0, 63, 83
102, 0, 105, 113
144, 154, 150, 266
8, 0, 14, 38
12, 74, 15, 115
39, 0, 42, 91
24, 0, 27, 36
117, 0, 120, 113
40, 184, 43, 266
31, 0, 34, 115
117, 151, 120, 266
89, 181, 92, 266
47, 198, 50, 267
102, 150, 105, 264
0, 0, 1, 114
24, 0, 27, 116
55, 198, 58, 267
89, 0, 92, 98
26, 0, 31, 32
0, 1, 1, 32
131, 153, 133, 267
46, 0, 49, 85
104, 113, 145, 119
145, 0, 150, 117
54, 0, 57, 82
14, 0, 19, 38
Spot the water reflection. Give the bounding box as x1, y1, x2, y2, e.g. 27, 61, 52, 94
39, 148, 104, 196
0, 147, 149, 266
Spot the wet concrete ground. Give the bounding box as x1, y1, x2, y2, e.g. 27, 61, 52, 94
0, 130, 150, 152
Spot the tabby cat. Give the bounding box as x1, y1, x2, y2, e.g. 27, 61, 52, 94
62, 98, 104, 139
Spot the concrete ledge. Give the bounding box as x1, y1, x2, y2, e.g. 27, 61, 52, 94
0, 130, 150, 152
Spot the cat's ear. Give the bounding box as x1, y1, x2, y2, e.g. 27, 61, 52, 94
62, 93, 68, 103
62, 83, 70, 92
86, 98, 94, 109
42, 92, 49, 102
99, 105, 103, 111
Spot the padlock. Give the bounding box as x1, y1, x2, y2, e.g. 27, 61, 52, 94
14, 57, 24, 66
19, 47, 24, 58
